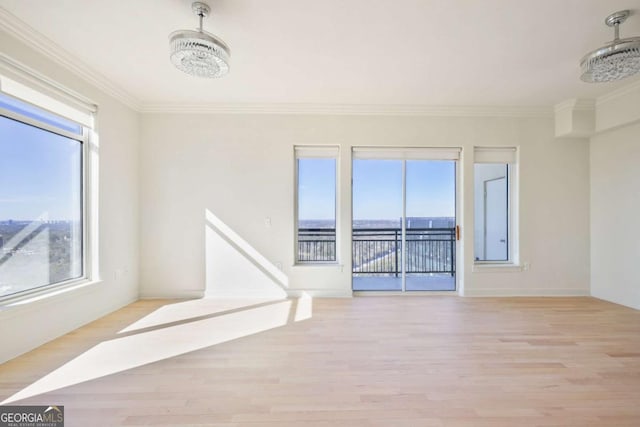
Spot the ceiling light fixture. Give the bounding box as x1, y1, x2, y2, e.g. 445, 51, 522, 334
580, 10, 640, 83
169, 1, 230, 78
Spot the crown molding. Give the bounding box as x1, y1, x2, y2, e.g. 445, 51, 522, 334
0, 7, 141, 111
554, 98, 596, 113
140, 102, 553, 117
596, 77, 640, 106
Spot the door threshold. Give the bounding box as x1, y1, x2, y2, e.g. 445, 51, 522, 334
353, 291, 459, 296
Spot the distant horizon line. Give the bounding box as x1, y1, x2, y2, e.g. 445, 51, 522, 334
0, 219, 78, 222
302, 216, 455, 221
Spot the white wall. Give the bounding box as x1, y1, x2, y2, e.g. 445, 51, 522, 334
590, 121, 640, 310
139, 113, 590, 298
0, 33, 140, 363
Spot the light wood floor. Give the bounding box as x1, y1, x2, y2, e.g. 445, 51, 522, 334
1, 296, 639, 426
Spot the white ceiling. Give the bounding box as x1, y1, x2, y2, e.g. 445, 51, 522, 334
1, 0, 640, 109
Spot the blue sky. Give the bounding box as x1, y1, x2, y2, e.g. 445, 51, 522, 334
0, 115, 82, 221
298, 158, 336, 221
298, 158, 456, 222
354, 159, 455, 220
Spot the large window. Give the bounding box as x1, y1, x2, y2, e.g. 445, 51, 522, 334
0, 92, 87, 298
474, 147, 517, 263
295, 147, 338, 263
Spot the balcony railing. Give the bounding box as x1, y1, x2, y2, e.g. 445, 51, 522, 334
297, 228, 336, 262
297, 227, 456, 276
353, 228, 455, 276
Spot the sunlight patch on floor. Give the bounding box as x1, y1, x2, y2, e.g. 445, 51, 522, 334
3, 295, 312, 404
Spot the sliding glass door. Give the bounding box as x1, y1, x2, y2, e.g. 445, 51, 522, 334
352, 151, 457, 292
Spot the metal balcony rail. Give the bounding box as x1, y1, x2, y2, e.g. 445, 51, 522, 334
297, 228, 336, 262
297, 227, 456, 276
353, 228, 455, 276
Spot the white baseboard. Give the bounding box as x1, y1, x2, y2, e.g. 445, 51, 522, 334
591, 292, 640, 310
139, 289, 205, 299
463, 288, 590, 297
139, 287, 594, 299
287, 289, 352, 298
140, 288, 351, 299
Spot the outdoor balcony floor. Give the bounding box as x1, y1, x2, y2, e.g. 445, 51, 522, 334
352, 274, 456, 291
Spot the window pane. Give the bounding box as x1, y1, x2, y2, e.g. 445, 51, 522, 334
352, 159, 402, 280
474, 163, 508, 261
0, 115, 83, 298
352, 159, 402, 228
0, 94, 83, 135
297, 157, 336, 262
405, 160, 455, 225
405, 160, 456, 280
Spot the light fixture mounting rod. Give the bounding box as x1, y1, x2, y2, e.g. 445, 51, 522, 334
605, 10, 630, 40
192, 2, 211, 32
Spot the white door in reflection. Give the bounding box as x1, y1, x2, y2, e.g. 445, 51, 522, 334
484, 177, 508, 260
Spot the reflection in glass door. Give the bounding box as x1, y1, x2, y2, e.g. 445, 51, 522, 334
352, 157, 456, 292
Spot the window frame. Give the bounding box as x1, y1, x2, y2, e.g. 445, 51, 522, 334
473, 147, 518, 266
294, 146, 339, 265
0, 95, 93, 302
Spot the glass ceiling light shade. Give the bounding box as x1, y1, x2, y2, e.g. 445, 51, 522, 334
169, 2, 230, 78
580, 10, 640, 83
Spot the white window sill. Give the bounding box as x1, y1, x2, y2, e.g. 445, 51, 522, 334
0, 278, 102, 313
473, 263, 523, 273
293, 262, 343, 270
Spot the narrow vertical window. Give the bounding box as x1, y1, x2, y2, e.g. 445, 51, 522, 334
295, 147, 338, 263
474, 147, 517, 263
